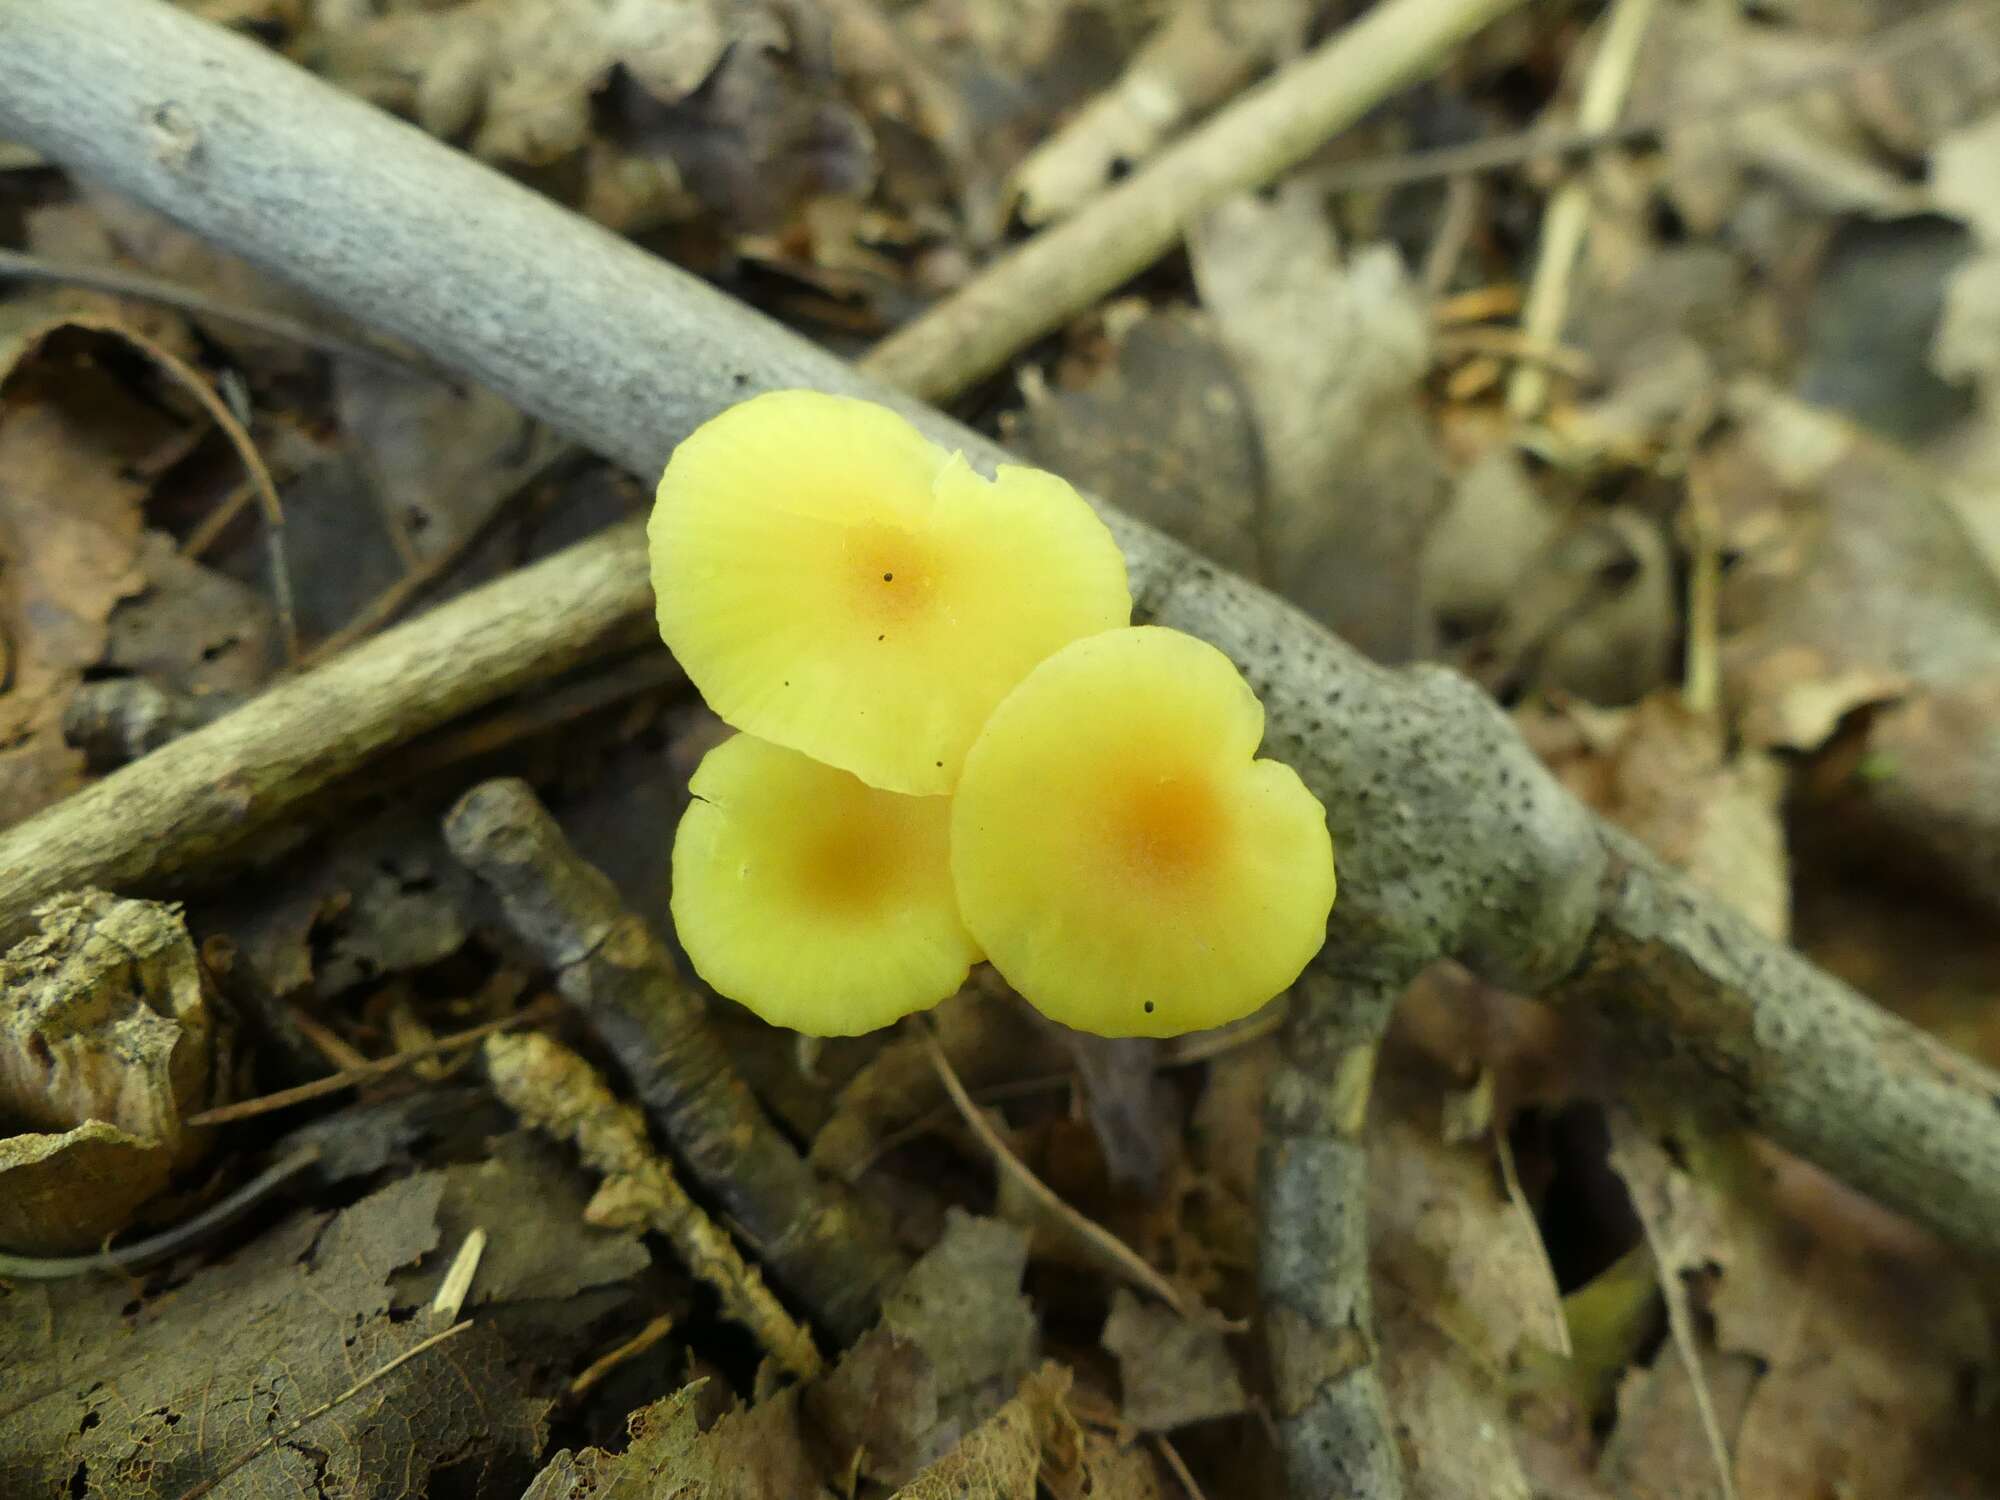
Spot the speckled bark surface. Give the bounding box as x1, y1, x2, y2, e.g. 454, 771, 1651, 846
1557, 828, 2000, 1256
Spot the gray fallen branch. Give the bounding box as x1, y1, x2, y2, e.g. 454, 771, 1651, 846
445, 778, 906, 1343
5, 4, 2000, 1493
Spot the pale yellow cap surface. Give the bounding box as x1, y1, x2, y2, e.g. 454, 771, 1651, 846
673, 733, 980, 1036
950, 627, 1336, 1038
649, 390, 1131, 796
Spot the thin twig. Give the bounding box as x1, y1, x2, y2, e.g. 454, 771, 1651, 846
1152, 1433, 1212, 1500
0, 1144, 323, 1279
1006, 0, 1305, 228
1159, 1002, 1289, 1065
1681, 470, 1722, 718
288, 1007, 372, 1071
184, 999, 557, 1127
180, 475, 256, 560
1611, 1117, 1739, 1500
863, 0, 1532, 399
384, 649, 682, 780
429, 1228, 487, 1323
923, 1029, 1198, 1322
0, 246, 419, 372
852, 1007, 1284, 1179
1419, 174, 1482, 297
1507, 0, 1659, 419
109, 324, 302, 661
175, 1319, 473, 1500
41, 312, 302, 662
300, 449, 581, 667
568, 1311, 678, 1396
1433, 325, 1595, 379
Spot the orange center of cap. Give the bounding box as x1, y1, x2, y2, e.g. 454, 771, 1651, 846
1106, 771, 1226, 886
794, 816, 903, 916
845, 523, 940, 634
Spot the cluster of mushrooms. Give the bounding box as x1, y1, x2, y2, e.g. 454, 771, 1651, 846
650, 391, 1336, 1039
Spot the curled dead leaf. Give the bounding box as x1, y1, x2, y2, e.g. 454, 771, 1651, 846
0, 890, 214, 1253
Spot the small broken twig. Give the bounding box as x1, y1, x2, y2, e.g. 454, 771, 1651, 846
1006, 0, 1307, 227
0, 1143, 323, 1279
1506, 0, 1660, 420
486, 1029, 822, 1381
443, 778, 906, 1342
0, 522, 656, 939
568, 1311, 678, 1397
862, 0, 1531, 399
924, 1028, 1198, 1322
183, 998, 557, 1127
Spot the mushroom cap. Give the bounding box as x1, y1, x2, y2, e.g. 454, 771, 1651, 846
672, 732, 980, 1036
648, 390, 1131, 796
950, 627, 1336, 1039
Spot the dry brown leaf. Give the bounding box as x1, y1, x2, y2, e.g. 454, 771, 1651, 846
1379, 1298, 1540, 1500
1060, 1029, 1173, 1198
1932, 107, 2000, 243
0, 316, 177, 824
388, 1129, 650, 1309
1486, 508, 1679, 706
1370, 1069, 1570, 1374
1004, 306, 1265, 582
881, 1209, 1038, 1438
27, 192, 319, 371
1421, 448, 1563, 659
307, 0, 873, 236
806, 1328, 940, 1486
1100, 1288, 1247, 1431
333, 359, 568, 571
889, 1363, 1075, 1500
1, 1172, 552, 1498
810, 982, 1064, 1181
205, 806, 479, 1002
1601, 1117, 2000, 1500
1718, 384, 2000, 690
1793, 827, 2000, 1069
1936, 252, 2000, 385
1522, 694, 1790, 939
0, 892, 215, 1253
525, 1377, 823, 1500
1040, 1429, 1175, 1500
306, 0, 734, 164
1597, 1348, 1760, 1500
1626, 7, 1930, 233
1931, 108, 2000, 389
104, 530, 280, 699
1188, 188, 1446, 662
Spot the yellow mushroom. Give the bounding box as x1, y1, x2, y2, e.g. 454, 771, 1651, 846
648, 390, 1131, 796
950, 627, 1336, 1039
672, 732, 980, 1035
